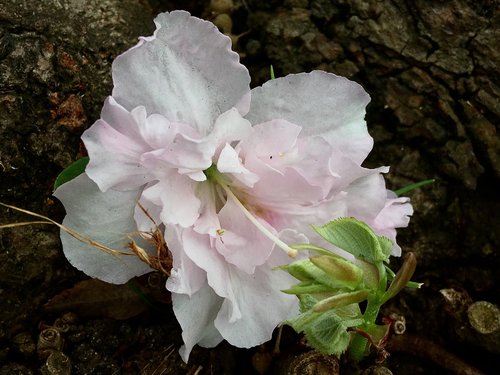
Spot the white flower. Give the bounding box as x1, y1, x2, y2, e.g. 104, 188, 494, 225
54, 11, 412, 361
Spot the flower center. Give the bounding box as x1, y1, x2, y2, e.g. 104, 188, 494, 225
205, 165, 298, 258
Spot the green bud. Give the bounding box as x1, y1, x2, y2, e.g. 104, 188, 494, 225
310, 255, 363, 290
281, 258, 356, 289
312, 290, 369, 313
382, 252, 419, 302
282, 281, 336, 295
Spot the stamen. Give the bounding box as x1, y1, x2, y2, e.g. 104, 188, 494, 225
215, 178, 298, 258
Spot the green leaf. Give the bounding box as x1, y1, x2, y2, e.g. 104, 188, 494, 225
304, 310, 363, 355
310, 255, 364, 290
53, 157, 89, 190
313, 218, 392, 263
270, 64, 276, 79
298, 294, 319, 312
394, 179, 435, 196
285, 309, 318, 332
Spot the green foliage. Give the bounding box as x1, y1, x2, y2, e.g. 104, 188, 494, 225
286, 308, 363, 355
394, 178, 435, 196
270, 64, 276, 80
313, 218, 392, 263
282, 217, 421, 360
53, 157, 89, 190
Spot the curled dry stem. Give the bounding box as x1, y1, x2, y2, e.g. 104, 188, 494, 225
0, 202, 131, 257
128, 202, 172, 275
0, 202, 172, 276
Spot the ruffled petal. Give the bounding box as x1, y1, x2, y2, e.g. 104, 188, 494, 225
171, 283, 224, 362
83, 97, 174, 191
215, 198, 274, 273
214, 250, 299, 347
140, 173, 201, 228
180, 229, 242, 319
246, 71, 372, 164
345, 173, 387, 223
112, 10, 251, 134
165, 226, 207, 296
193, 182, 221, 236
179, 228, 298, 349
373, 194, 413, 256
208, 108, 253, 149
53, 174, 153, 284
216, 144, 259, 186
328, 149, 389, 192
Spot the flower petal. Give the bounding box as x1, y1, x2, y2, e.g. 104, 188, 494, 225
216, 144, 259, 186
140, 173, 201, 228
192, 182, 221, 236
112, 10, 250, 134
179, 228, 298, 349
215, 197, 274, 273
53, 174, 153, 284
373, 194, 413, 256
246, 71, 372, 164
83, 97, 175, 191
345, 173, 387, 223
165, 226, 207, 296
171, 283, 224, 362
214, 250, 299, 347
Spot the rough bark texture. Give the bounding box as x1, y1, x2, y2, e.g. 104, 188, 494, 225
0, 0, 499, 374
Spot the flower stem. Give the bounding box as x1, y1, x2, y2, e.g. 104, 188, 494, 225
215, 179, 298, 258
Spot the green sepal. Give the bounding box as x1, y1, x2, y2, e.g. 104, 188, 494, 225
353, 259, 380, 289
310, 255, 364, 290
280, 258, 357, 289
312, 218, 393, 263
282, 281, 336, 295
290, 243, 335, 256
53, 157, 89, 190
312, 290, 369, 312
385, 264, 423, 289
381, 252, 419, 303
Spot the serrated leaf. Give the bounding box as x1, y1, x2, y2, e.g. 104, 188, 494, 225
310, 255, 363, 290
285, 309, 318, 332
298, 294, 319, 312
53, 157, 89, 190
304, 309, 363, 355
334, 304, 363, 320
313, 218, 392, 263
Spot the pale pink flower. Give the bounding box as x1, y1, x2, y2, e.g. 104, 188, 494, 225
54, 11, 412, 361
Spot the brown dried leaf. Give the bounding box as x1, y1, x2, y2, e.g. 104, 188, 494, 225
44, 278, 151, 320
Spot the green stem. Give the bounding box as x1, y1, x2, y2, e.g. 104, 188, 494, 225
349, 295, 381, 360
349, 262, 387, 361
